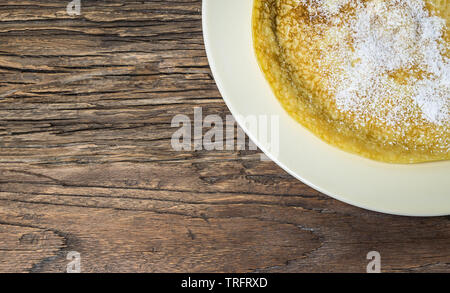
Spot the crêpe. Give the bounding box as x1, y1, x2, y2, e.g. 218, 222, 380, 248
253, 0, 449, 163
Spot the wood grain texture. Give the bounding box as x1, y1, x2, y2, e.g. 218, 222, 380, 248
0, 0, 449, 273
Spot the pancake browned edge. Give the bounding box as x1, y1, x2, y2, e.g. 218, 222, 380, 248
252, 0, 450, 163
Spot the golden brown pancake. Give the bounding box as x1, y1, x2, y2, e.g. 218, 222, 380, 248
253, 0, 449, 163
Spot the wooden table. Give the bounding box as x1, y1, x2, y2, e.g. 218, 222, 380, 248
0, 0, 448, 273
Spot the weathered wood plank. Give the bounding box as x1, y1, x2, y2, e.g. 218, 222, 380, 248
0, 0, 448, 273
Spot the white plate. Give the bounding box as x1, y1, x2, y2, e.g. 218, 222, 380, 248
202, 0, 450, 216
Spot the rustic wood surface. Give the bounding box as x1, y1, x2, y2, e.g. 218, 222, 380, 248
0, 0, 449, 273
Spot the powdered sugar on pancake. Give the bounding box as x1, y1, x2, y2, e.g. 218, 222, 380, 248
298, 0, 449, 126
